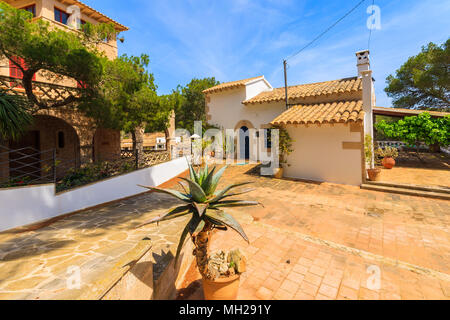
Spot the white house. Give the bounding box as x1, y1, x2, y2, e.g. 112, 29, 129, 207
204, 50, 375, 186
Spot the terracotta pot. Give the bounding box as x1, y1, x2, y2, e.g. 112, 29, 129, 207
273, 167, 283, 179
382, 157, 396, 169
367, 168, 381, 181
203, 275, 240, 300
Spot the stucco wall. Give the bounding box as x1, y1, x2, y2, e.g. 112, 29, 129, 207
208, 88, 286, 130
245, 78, 272, 100
0, 157, 189, 232
284, 123, 363, 186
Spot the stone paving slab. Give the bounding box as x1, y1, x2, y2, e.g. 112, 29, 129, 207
0, 190, 189, 300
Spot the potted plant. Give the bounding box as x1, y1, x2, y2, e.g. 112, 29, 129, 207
376, 146, 399, 169
271, 125, 293, 179
364, 134, 381, 181
137, 163, 260, 300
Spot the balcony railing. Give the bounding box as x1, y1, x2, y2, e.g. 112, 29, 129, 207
0, 75, 80, 109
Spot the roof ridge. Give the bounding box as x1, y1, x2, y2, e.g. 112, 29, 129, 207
274, 76, 359, 90
203, 76, 264, 94
69, 0, 128, 31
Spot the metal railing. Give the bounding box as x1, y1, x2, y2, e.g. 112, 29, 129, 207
0, 146, 171, 191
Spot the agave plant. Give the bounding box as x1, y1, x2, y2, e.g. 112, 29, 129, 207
138, 162, 260, 278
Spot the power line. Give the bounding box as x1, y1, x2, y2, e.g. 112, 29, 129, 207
286, 0, 368, 61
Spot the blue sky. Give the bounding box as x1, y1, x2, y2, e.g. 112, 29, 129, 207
83, 0, 449, 108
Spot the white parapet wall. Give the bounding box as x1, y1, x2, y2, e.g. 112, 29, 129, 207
0, 157, 188, 232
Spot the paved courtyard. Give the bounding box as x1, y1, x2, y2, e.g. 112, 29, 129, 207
177, 164, 450, 300
0, 164, 449, 300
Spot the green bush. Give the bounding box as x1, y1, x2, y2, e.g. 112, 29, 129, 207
375, 113, 450, 150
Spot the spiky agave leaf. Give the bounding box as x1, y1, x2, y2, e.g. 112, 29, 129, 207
220, 188, 255, 200
193, 202, 209, 217
205, 209, 249, 243
136, 205, 192, 228
201, 166, 216, 196
209, 165, 228, 195
138, 185, 191, 202
174, 215, 205, 266
179, 177, 207, 203
188, 162, 199, 184
207, 182, 251, 203
209, 200, 262, 209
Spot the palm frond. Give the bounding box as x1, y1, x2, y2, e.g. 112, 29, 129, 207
0, 91, 33, 141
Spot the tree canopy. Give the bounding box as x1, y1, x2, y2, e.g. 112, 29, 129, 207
173, 77, 219, 132
385, 38, 450, 111
86, 54, 172, 150
375, 112, 450, 149
0, 2, 116, 111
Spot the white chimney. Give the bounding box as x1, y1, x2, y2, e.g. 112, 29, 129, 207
356, 50, 370, 77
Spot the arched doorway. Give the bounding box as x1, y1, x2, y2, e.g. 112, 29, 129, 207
8, 115, 80, 180
239, 126, 250, 160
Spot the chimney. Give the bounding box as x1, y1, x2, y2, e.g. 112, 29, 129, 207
356, 50, 370, 77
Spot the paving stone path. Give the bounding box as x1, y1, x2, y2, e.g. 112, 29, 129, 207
0, 188, 189, 300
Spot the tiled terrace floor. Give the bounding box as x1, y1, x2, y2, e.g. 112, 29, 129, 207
177, 164, 450, 300
379, 166, 450, 189
378, 151, 450, 188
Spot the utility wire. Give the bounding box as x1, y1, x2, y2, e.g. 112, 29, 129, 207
286, 0, 368, 61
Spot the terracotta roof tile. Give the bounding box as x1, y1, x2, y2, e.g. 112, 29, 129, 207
271, 100, 364, 125
203, 76, 264, 94
244, 77, 362, 105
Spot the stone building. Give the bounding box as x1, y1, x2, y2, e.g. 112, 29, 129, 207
0, 0, 128, 181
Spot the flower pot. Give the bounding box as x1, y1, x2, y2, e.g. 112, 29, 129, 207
203, 274, 240, 300
367, 168, 381, 181
273, 167, 283, 179
382, 157, 396, 169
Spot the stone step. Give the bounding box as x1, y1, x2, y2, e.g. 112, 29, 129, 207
361, 184, 450, 201
365, 181, 450, 194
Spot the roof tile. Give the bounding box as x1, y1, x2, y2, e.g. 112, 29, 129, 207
271, 100, 364, 125
244, 77, 362, 105
203, 76, 264, 94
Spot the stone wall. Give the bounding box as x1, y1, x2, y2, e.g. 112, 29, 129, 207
93, 128, 121, 162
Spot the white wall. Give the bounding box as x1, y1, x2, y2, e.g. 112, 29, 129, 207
0, 157, 188, 232
245, 78, 272, 100
284, 124, 362, 186
208, 88, 285, 130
